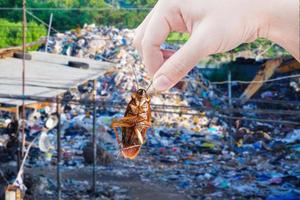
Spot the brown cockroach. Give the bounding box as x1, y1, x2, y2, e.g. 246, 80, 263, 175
111, 88, 151, 160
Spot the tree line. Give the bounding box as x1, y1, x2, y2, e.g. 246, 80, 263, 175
0, 0, 160, 47
0, 0, 157, 30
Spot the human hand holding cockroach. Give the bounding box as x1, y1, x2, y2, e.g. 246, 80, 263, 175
134, 0, 299, 92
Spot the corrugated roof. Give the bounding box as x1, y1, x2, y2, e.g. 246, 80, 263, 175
0, 51, 112, 105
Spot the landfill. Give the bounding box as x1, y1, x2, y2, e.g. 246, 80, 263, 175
0, 24, 300, 200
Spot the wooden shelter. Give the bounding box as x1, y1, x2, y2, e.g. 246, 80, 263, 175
0, 51, 111, 111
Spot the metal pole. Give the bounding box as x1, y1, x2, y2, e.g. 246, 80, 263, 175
228, 70, 232, 106
45, 13, 53, 53
92, 80, 97, 195
21, 0, 27, 159
16, 106, 21, 171
56, 96, 61, 200
228, 70, 234, 149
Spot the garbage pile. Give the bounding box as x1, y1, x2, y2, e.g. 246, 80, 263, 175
0, 24, 299, 199
137, 127, 300, 199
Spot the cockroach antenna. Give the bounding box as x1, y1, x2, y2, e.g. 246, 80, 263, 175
146, 80, 153, 92
130, 65, 140, 90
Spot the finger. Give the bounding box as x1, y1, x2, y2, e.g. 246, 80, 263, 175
162, 49, 176, 59
133, 7, 156, 58
142, 13, 171, 76
152, 22, 216, 91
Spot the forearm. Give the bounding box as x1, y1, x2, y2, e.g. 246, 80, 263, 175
261, 0, 299, 60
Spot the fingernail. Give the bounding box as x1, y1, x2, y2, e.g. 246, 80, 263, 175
153, 74, 171, 91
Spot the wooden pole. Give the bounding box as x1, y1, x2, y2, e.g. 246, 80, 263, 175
56, 96, 61, 200
21, 0, 27, 158
45, 13, 53, 53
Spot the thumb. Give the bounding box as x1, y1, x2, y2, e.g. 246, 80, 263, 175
152, 23, 215, 91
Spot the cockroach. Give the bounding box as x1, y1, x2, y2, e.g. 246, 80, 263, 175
111, 87, 151, 160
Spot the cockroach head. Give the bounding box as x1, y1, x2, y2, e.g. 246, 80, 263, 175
136, 89, 147, 97
132, 89, 149, 102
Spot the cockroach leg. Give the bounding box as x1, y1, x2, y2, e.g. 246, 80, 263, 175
116, 150, 121, 159
111, 116, 139, 127
134, 127, 144, 144
112, 117, 140, 152
129, 104, 138, 114
113, 127, 122, 145
138, 120, 151, 128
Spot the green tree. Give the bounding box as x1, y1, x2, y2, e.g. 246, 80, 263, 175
0, 18, 46, 48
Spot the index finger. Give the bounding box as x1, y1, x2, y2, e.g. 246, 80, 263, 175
142, 12, 171, 77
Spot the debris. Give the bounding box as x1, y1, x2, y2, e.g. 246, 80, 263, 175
82, 142, 113, 165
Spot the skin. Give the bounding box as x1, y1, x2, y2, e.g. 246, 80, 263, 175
133, 0, 300, 91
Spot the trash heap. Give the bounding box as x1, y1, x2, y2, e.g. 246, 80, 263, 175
0, 24, 299, 199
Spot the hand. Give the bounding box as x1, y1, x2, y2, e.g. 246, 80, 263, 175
134, 0, 299, 91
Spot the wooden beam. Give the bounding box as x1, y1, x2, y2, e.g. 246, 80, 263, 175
0, 106, 18, 113
26, 102, 52, 110
276, 57, 300, 73
0, 37, 46, 58
240, 58, 282, 103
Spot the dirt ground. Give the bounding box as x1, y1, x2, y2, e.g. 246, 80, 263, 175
26, 166, 189, 200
